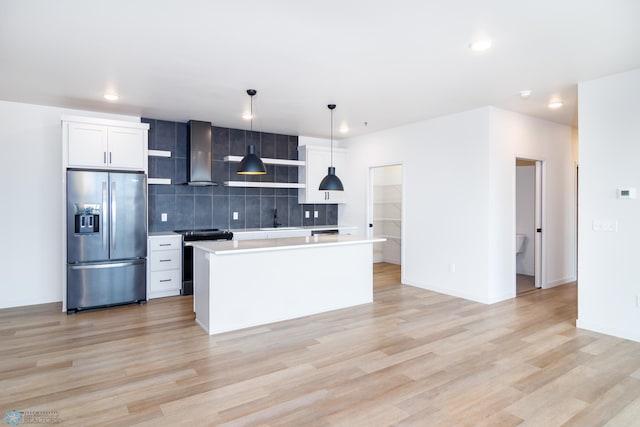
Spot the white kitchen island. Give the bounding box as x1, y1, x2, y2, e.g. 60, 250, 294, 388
191, 235, 384, 335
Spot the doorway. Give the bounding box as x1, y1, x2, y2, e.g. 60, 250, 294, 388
369, 164, 403, 288
516, 158, 543, 294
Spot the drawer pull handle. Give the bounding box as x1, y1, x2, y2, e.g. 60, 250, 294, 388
159, 279, 172, 283
159, 243, 171, 246
159, 259, 172, 262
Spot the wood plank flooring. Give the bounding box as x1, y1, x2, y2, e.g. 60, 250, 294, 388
1, 263, 639, 426
516, 274, 537, 295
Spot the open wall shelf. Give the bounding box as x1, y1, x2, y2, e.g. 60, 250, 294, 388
224, 155, 305, 167
148, 150, 172, 184
223, 181, 305, 189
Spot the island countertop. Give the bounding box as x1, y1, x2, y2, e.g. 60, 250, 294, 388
191, 234, 383, 335
191, 234, 385, 256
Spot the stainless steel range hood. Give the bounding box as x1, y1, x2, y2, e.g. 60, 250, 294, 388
187, 120, 217, 186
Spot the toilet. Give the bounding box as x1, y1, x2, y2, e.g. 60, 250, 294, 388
516, 234, 526, 254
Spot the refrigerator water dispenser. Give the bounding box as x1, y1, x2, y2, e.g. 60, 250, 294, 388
75, 213, 100, 233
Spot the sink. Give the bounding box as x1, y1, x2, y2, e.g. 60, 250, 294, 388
259, 227, 301, 231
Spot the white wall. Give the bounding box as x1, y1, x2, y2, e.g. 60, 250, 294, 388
342, 108, 493, 303
341, 106, 575, 304
577, 68, 640, 342
488, 108, 576, 302
516, 165, 535, 275
0, 100, 139, 309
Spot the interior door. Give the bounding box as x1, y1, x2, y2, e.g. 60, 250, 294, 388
534, 160, 543, 287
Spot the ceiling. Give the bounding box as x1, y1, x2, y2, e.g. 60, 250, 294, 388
1, 1, 639, 139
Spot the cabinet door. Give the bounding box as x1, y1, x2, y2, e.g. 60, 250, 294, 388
298, 146, 346, 204
304, 148, 330, 203
67, 123, 108, 167
107, 127, 146, 170
150, 270, 181, 294
147, 234, 182, 299
325, 151, 346, 203
150, 249, 181, 271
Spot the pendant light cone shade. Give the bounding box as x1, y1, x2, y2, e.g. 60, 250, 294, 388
319, 166, 344, 191
319, 104, 344, 191
237, 89, 267, 175
237, 144, 266, 175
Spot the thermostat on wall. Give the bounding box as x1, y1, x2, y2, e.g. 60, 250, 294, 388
617, 188, 636, 199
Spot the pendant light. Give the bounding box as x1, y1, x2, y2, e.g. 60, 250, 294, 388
237, 89, 267, 175
319, 104, 344, 191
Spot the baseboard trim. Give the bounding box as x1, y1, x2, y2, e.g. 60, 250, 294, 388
403, 277, 490, 304
545, 276, 576, 288
576, 318, 640, 343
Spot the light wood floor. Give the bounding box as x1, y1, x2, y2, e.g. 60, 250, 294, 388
1, 263, 640, 426
516, 274, 537, 295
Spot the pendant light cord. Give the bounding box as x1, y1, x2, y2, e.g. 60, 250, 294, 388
327, 104, 336, 167
330, 107, 333, 167
250, 95, 253, 132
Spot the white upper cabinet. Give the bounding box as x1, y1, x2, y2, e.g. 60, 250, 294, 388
67, 123, 108, 168
63, 116, 149, 171
106, 126, 147, 170
298, 145, 347, 204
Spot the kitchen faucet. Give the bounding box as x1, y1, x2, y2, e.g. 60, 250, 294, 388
273, 208, 281, 228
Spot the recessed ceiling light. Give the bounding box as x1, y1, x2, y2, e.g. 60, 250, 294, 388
548, 101, 563, 109
103, 93, 119, 101
519, 90, 532, 99
339, 127, 349, 133
242, 113, 253, 120
469, 39, 492, 52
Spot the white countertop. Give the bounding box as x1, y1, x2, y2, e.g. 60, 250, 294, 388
149, 226, 356, 238
148, 231, 180, 237
191, 234, 384, 255
230, 225, 357, 233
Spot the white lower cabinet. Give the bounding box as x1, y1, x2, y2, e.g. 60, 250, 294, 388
148, 234, 182, 299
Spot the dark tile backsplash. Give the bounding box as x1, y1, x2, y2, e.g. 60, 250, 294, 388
143, 118, 338, 232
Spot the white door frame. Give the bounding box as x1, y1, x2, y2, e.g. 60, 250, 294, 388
367, 162, 405, 280
534, 160, 545, 288
516, 157, 545, 290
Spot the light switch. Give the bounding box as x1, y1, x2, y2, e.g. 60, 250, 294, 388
314, 211, 319, 218
618, 188, 636, 199
233, 211, 239, 220
161, 213, 167, 222
305, 211, 310, 218
593, 219, 618, 232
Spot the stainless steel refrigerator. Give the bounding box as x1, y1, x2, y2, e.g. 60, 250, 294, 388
66, 169, 147, 313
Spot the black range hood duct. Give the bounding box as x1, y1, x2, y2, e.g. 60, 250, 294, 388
187, 120, 217, 186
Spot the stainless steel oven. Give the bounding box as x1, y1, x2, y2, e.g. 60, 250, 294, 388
174, 229, 233, 295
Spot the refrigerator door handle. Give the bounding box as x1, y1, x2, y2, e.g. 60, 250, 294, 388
102, 181, 108, 252
111, 181, 117, 252
69, 260, 142, 270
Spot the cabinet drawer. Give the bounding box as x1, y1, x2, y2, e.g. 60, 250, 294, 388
150, 270, 181, 293
150, 249, 180, 271
149, 237, 182, 251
